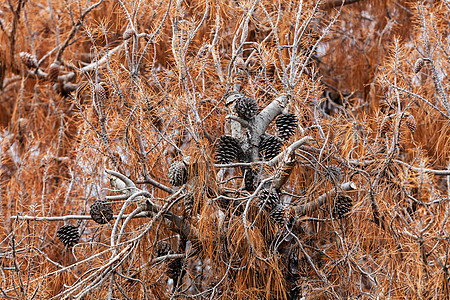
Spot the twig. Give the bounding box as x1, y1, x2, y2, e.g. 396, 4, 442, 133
55, 0, 104, 63
140, 175, 174, 193
394, 159, 450, 175
225, 115, 250, 128
348, 159, 450, 175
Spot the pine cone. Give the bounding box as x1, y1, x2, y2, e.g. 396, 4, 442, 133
413, 58, 424, 74
19, 52, 37, 69
90, 200, 113, 224
404, 113, 416, 134
257, 189, 280, 210
234, 96, 258, 120
215, 135, 243, 164
47, 63, 60, 83
259, 135, 282, 160
242, 166, 256, 191
246, 56, 259, 75
326, 165, 343, 183
168, 161, 188, 187
380, 116, 392, 136
94, 83, 108, 104
167, 257, 183, 280
332, 194, 353, 219
276, 113, 298, 140
270, 204, 286, 226
155, 241, 172, 257
56, 224, 80, 248
123, 28, 136, 40
100, 82, 110, 99
184, 194, 194, 216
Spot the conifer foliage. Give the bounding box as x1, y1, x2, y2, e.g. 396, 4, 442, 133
2, 0, 450, 299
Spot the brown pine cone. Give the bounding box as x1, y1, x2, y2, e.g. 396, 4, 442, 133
47, 63, 60, 83
20, 52, 37, 69
413, 58, 424, 74
404, 113, 416, 134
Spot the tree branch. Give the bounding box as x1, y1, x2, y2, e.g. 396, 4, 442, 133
322, 0, 364, 9
10, 212, 153, 221
295, 181, 357, 216
267, 136, 313, 167
254, 94, 289, 137
55, 0, 104, 63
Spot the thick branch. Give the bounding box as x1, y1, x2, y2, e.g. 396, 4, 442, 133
80, 42, 124, 73
295, 181, 357, 216
394, 159, 450, 175
322, 0, 364, 9
272, 159, 297, 189
104, 170, 199, 244
140, 174, 174, 194
253, 94, 289, 137
9, 213, 152, 221
105, 169, 137, 192
226, 115, 250, 128
267, 136, 313, 167
139, 199, 199, 240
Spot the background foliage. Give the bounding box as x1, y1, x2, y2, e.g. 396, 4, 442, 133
0, 0, 449, 299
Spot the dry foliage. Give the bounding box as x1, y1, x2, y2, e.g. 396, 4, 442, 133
0, 0, 449, 299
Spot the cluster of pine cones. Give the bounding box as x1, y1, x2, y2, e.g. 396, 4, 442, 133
155, 241, 184, 283
164, 93, 354, 226
56, 200, 114, 248
217, 94, 300, 225
257, 189, 287, 226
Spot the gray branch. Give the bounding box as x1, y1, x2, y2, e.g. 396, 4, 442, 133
295, 181, 357, 216
253, 94, 289, 137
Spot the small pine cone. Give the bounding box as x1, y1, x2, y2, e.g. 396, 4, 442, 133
167, 257, 183, 280
242, 167, 256, 191
259, 135, 282, 161
413, 58, 424, 74
404, 113, 416, 134
326, 165, 343, 183
100, 82, 110, 99
155, 241, 172, 257
90, 200, 113, 224
332, 194, 353, 219
215, 135, 243, 164
19, 52, 37, 68
56, 224, 80, 248
234, 96, 258, 120
246, 56, 259, 75
168, 161, 188, 187
380, 116, 392, 136
270, 204, 287, 226
123, 28, 135, 40
47, 63, 60, 83
184, 194, 194, 216
94, 83, 108, 104
276, 113, 298, 140
257, 189, 280, 211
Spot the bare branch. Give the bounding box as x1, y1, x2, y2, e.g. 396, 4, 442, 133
295, 181, 357, 216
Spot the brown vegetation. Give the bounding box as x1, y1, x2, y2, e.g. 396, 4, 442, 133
1, 0, 449, 299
